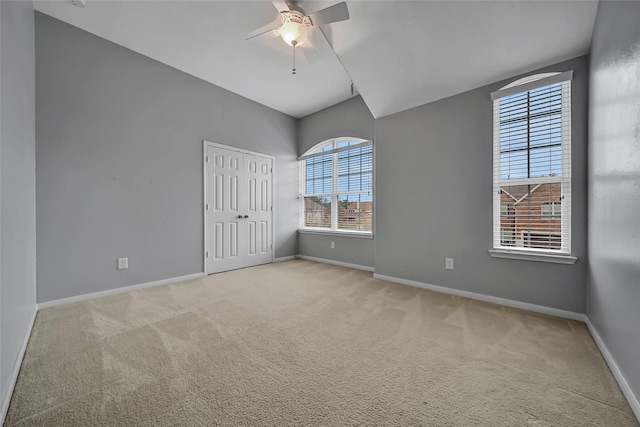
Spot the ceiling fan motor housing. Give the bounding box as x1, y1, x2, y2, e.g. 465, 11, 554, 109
278, 10, 312, 47
280, 10, 312, 28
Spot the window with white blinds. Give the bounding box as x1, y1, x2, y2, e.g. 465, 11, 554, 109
300, 138, 373, 234
491, 71, 572, 254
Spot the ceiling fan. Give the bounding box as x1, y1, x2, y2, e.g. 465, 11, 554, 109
246, 0, 350, 74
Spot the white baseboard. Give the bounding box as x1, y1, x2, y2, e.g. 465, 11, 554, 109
295, 255, 375, 272
372, 273, 586, 321
1, 306, 37, 425
37, 272, 205, 310
274, 256, 296, 263
584, 318, 640, 421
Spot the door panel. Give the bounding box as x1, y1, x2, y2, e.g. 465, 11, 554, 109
206, 144, 273, 274
213, 222, 223, 260
248, 178, 256, 212
229, 175, 238, 211
229, 221, 238, 258
261, 221, 269, 253
248, 221, 256, 255
261, 179, 269, 212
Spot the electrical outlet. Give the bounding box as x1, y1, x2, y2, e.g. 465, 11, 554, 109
117, 257, 128, 270
445, 258, 454, 270
330, 241, 336, 249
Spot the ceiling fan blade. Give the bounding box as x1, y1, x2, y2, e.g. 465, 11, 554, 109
245, 28, 279, 42
300, 42, 321, 65
271, 0, 290, 13
245, 16, 281, 41
308, 2, 349, 27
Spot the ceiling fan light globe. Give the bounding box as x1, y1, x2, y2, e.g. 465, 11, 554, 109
278, 22, 308, 46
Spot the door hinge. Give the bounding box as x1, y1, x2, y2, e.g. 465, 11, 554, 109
206, 156, 209, 162
206, 251, 209, 258
206, 203, 209, 210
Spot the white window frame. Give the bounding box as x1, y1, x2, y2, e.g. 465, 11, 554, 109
541, 201, 562, 219
299, 137, 373, 237
489, 71, 577, 264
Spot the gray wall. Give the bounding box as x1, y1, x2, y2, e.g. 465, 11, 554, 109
0, 0, 37, 415
35, 14, 298, 303
374, 56, 589, 313
297, 96, 375, 267
588, 0, 640, 406
298, 96, 375, 154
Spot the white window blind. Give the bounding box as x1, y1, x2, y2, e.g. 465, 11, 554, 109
300, 138, 373, 233
491, 71, 572, 254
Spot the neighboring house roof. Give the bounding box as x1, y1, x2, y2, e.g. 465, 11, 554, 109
501, 182, 560, 206
345, 201, 373, 212
502, 184, 539, 203
305, 198, 327, 210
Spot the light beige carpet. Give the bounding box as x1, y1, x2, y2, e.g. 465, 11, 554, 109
6, 259, 638, 426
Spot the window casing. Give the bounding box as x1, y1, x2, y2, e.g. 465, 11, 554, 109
492, 71, 572, 254
299, 138, 373, 234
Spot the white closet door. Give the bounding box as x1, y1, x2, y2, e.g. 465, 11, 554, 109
244, 153, 273, 267
206, 145, 245, 274
205, 143, 273, 274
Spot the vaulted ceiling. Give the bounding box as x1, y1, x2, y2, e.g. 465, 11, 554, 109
34, 0, 599, 119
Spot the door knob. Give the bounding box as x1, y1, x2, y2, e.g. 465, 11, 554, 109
237, 215, 243, 219
244, 215, 249, 219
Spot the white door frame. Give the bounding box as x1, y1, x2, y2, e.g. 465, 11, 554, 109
203, 140, 275, 274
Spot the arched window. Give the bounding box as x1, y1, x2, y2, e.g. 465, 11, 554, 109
299, 137, 373, 234
491, 71, 572, 255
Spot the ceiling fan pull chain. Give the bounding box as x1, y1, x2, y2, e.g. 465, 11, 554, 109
292, 40, 297, 75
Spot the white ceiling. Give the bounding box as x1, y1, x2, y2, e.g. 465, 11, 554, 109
33, 0, 599, 119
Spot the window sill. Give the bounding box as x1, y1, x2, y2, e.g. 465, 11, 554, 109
489, 249, 577, 265
298, 229, 374, 239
